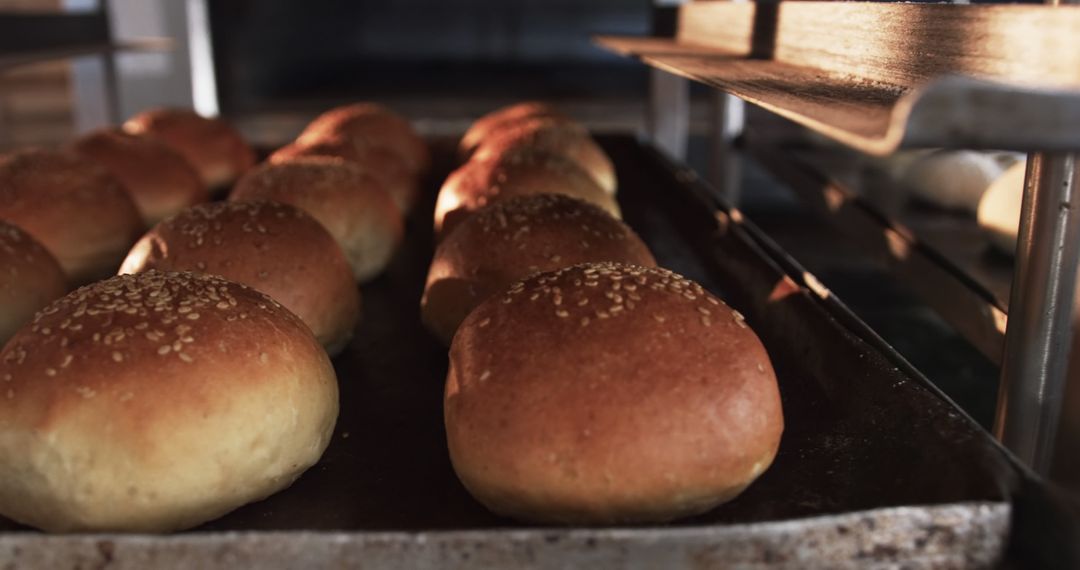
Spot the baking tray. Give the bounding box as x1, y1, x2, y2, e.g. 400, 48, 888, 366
0, 135, 1051, 568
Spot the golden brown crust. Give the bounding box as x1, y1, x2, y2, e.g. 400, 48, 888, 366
123, 108, 256, 189
446, 262, 783, 524
270, 138, 419, 213
0, 148, 144, 286
296, 103, 429, 174
68, 128, 208, 225
230, 158, 404, 282
0, 270, 339, 532
473, 117, 616, 194
458, 102, 561, 159
423, 194, 656, 344
119, 201, 361, 355
434, 149, 620, 238
0, 220, 67, 346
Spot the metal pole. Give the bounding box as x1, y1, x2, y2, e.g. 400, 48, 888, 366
994, 153, 1080, 474
647, 69, 690, 161
710, 91, 745, 203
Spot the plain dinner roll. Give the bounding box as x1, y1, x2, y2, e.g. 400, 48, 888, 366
423, 194, 656, 345
473, 117, 616, 195
0, 220, 67, 346
446, 263, 783, 524
0, 149, 143, 285
123, 108, 256, 189
69, 128, 208, 225
900, 150, 1013, 214
458, 102, 561, 159
119, 201, 361, 355
434, 149, 620, 238
270, 138, 419, 213
976, 159, 1027, 254
230, 158, 403, 282
0, 270, 338, 532
296, 103, 429, 174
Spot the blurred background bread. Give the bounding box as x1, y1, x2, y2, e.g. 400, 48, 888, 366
423, 194, 655, 344
0, 220, 67, 346
0, 270, 338, 532
434, 148, 620, 238
123, 108, 256, 189
445, 262, 783, 524
120, 201, 361, 355
68, 128, 208, 225
230, 157, 403, 282
296, 103, 430, 175
269, 137, 419, 214
0, 148, 143, 285
458, 102, 561, 159
472, 116, 616, 194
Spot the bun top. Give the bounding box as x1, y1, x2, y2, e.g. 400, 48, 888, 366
0, 270, 315, 402
269, 138, 417, 213
434, 149, 620, 238
473, 117, 616, 194
296, 103, 429, 174
0, 220, 67, 344
423, 194, 655, 344
68, 128, 207, 224
0, 148, 144, 284
123, 108, 256, 188
459, 102, 561, 158
119, 200, 361, 353
446, 262, 784, 523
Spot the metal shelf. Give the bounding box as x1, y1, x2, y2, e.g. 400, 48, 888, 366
596, 3, 1080, 156
0, 38, 172, 72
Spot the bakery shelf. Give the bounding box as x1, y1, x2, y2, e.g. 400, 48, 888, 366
596, 2, 1080, 156
0, 11, 171, 71
748, 142, 1009, 364
0, 136, 1045, 567
0, 39, 173, 72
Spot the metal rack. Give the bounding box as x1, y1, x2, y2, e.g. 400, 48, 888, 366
599, 0, 1080, 477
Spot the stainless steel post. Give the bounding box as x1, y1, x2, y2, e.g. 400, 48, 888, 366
648, 69, 689, 161
994, 153, 1080, 473
710, 91, 745, 203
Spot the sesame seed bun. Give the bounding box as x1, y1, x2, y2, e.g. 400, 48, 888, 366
230, 158, 403, 282
0, 149, 144, 286
423, 194, 656, 345
446, 262, 783, 524
296, 103, 429, 174
458, 102, 561, 159
269, 138, 419, 213
0, 221, 67, 346
433, 149, 620, 239
123, 108, 256, 189
68, 128, 208, 225
472, 117, 616, 195
119, 201, 361, 355
0, 270, 338, 532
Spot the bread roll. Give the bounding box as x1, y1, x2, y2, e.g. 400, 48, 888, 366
119, 201, 361, 355
446, 262, 783, 524
230, 158, 403, 282
0, 270, 338, 532
0, 221, 67, 346
434, 149, 620, 238
473, 117, 616, 194
270, 138, 419, 213
123, 108, 256, 189
0, 149, 144, 285
459, 102, 560, 159
423, 194, 655, 344
900, 150, 1011, 213
296, 103, 429, 174
68, 128, 208, 225
976, 159, 1027, 254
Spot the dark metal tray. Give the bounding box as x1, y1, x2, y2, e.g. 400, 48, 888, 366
0, 136, 1042, 568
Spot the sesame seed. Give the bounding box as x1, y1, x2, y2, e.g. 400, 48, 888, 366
580, 317, 590, 327
186, 313, 200, 320
555, 309, 569, 318
178, 352, 194, 363
757, 363, 765, 372
479, 370, 491, 381
697, 306, 711, 316
158, 345, 171, 355
478, 318, 491, 328
44, 368, 56, 377
112, 352, 123, 363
